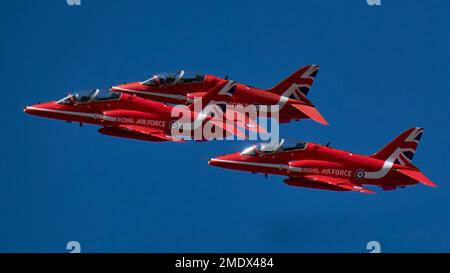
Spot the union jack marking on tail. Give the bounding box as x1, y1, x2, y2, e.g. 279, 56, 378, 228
365, 127, 424, 179
282, 65, 320, 100
393, 127, 423, 166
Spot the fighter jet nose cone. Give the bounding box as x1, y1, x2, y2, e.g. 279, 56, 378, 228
208, 158, 220, 167
24, 105, 36, 114
23, 103, 56, 117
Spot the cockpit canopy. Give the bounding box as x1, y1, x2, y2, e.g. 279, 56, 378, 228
57, 89, 121, 105
141, 70, 205, 86
240, 139, 308, 155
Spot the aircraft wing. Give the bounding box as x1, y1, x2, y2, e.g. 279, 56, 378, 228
118, 124, 185, 142
304, 175, 375, 194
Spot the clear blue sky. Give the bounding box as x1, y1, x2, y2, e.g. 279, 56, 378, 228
1, 0, 449, 253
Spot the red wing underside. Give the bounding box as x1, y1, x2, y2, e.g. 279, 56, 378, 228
304, 175, 375, 194
395, 168, 437, 187
291, 104, 328, 125
118, 124, 185, 142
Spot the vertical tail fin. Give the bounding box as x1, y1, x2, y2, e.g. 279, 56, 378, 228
372, 127, 437, 188
371, 127, 424, 167
267, 65, 320, 100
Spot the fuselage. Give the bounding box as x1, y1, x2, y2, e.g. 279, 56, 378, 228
112, 73, 313, 123
25, 93, 171, 127
209, 142, 420, 188
24, 92, 216, 141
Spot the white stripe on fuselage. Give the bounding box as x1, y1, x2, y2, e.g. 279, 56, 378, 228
209, 158, 308, 173
25, 106, 118, 122
27, 106, 98, 118
212, 151, 401, 180
364, 149, 403, 179
364, 128, 422, 178
209, 158, 289, 170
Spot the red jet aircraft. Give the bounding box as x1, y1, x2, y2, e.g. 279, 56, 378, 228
209, 128, 436, 193
24, 82, 253, 142
111, 65, 328, 125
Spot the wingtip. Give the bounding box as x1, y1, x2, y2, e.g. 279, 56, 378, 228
422, 180, 438, 188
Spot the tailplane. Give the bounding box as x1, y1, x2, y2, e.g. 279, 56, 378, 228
290, 103, 328, 125
395, 168, 437, 187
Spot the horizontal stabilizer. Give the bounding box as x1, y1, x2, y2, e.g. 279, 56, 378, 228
291, 104, 328, 125
396, 168, 437, 187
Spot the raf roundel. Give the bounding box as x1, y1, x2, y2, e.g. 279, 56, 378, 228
355, 169, 365, 180
170, 121, 181, 130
